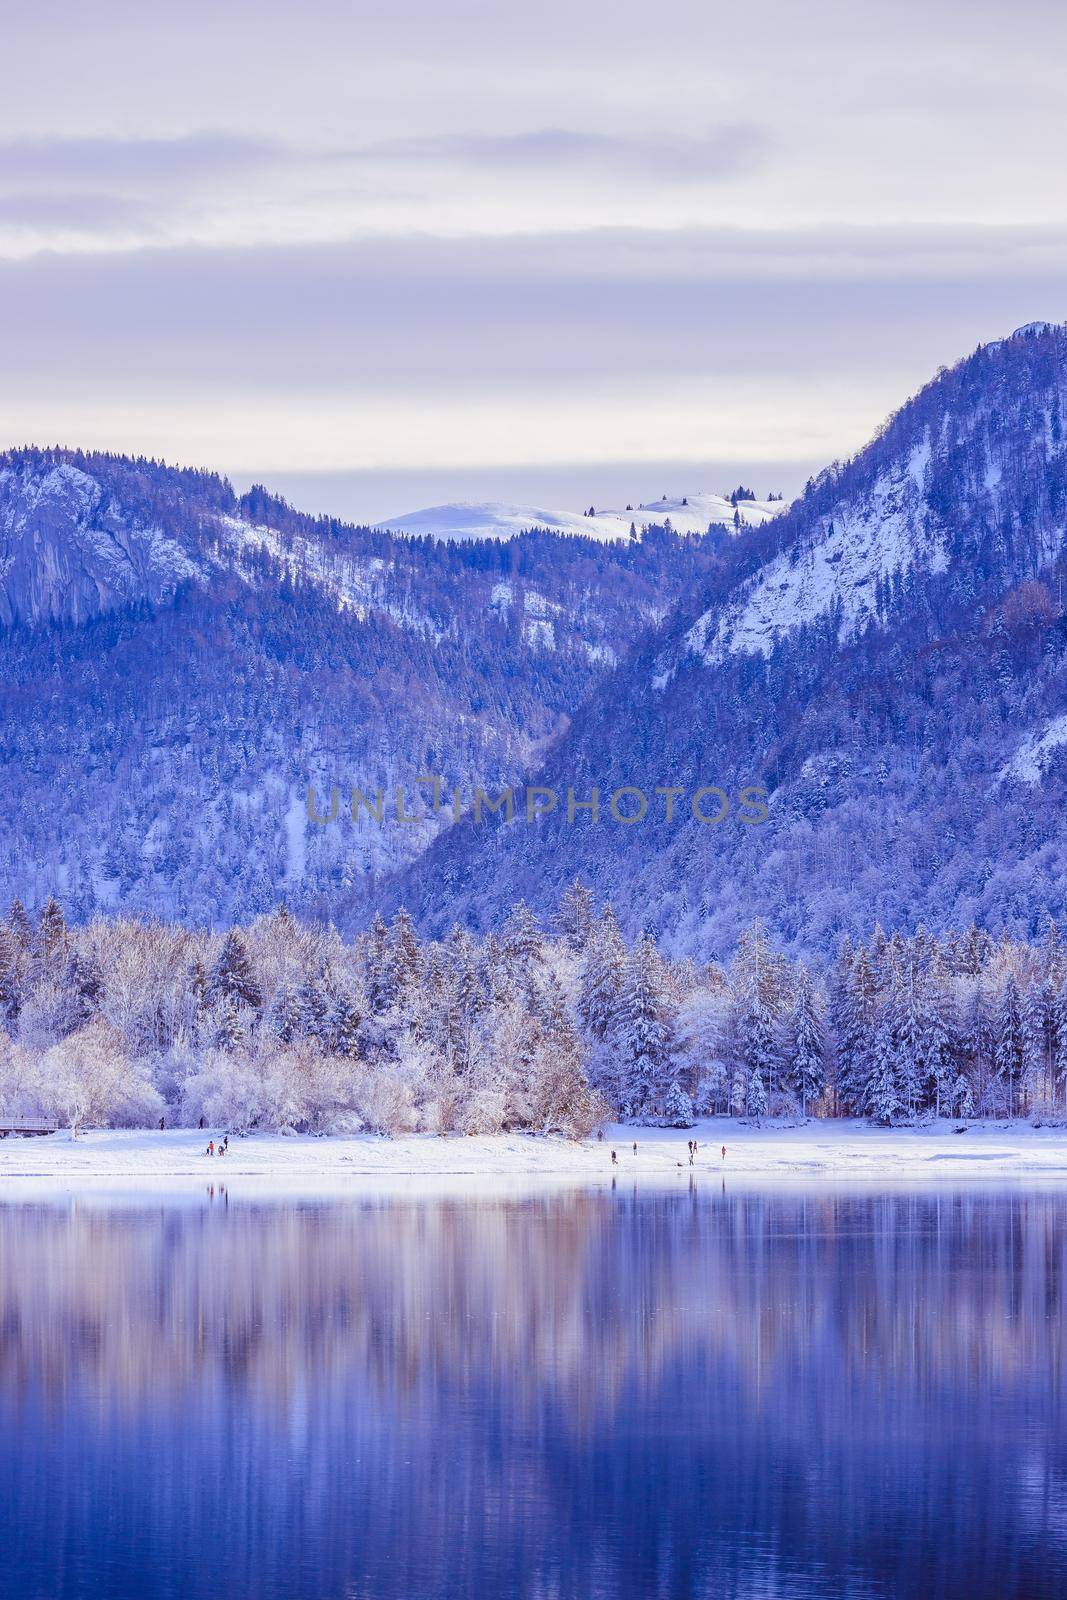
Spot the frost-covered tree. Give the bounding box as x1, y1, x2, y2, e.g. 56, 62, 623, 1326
557, 878, 595, 952
784, 968, 825, 1116
38, 1019, 162, 1136
867, 1010, 901, 1125
578, 906, 627, 1043
208, 931, 262, 1013
995, 976, 1025, 1118
615, 934, 675, 1120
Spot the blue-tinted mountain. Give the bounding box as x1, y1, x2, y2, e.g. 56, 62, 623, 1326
395, 323, 1067, 956
0, 447, 741, 922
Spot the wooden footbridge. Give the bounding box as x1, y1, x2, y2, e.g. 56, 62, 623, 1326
0, 1115, 60, 1136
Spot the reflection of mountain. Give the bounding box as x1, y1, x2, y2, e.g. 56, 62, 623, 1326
1, 1191, 1066, 1598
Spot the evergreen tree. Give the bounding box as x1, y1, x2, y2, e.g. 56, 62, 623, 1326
828, 944, 875, 1114
0, 924, 22, 1024
891, 966, 923, 1117
7, 900, 31, 952
65, 951, 102, 1026
270, 985, 302, 1045
389, 909, 422, 1005
557, 879, 595, 951
730, 921, 783, 1108
578, 906, 627, 1042
502, 900, 544, 977
784, 968, 825, 1116
924, 955, 958, 1118
364, 913, 395, 1014
995, 976, 1025, 1118
328, 988, 363, 1058
208, 930, 262, 1011
34, 896, 68, 966
616, 934, 674, 1120
1053, 980, 1067, 1110
1021, 981, 1048, 1113
295, 973, 330, 1045
213, 1000, 246, 1054
867, 1010, 900, 1124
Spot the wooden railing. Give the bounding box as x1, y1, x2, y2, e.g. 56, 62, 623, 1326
0, 1115, 60, 1136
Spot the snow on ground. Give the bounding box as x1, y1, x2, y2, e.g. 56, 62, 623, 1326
997, 712, 1067, 784
683, 451, 940, 665
375, 493, 785, 545
3, 1119, 1067, 1203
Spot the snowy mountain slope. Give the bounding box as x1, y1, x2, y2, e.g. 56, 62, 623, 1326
667, 323, 1067, 672
997, 713, 1067, 784
377, 491, 784, 544
393, 324, 1067, 958
0, 450, 746, 924
683, 444, 943, 664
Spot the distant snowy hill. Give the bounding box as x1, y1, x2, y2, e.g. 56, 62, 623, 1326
377, 491, 784, 544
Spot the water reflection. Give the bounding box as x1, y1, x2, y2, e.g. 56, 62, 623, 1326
1, 1188, 1066, 1599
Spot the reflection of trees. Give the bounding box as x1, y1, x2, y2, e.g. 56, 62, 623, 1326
2, 1192, 1065, 1414
1, 1190, 1066, 1599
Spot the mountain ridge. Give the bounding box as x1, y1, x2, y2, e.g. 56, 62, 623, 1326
3, 323, 1067, 955
391, 322, 1067, 956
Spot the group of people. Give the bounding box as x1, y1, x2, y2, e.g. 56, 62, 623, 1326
605, 1134, 727, 1168
205, 1137, 229, 1157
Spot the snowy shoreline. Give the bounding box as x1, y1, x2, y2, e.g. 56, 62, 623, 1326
3, 1119, 1067, 1201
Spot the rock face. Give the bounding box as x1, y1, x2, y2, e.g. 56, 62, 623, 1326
0, 460, 202, 626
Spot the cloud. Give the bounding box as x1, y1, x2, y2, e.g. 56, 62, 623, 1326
0, 126, 772, 254
0, 192, 150, 231
0, 133, 284, 194
0, 222, 1062, 401
355, 125, 770, 182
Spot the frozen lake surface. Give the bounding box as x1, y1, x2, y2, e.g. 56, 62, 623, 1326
1, 1185, 1066, 1599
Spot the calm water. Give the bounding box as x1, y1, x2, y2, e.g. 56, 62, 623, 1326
1, 1186, 1066, 1600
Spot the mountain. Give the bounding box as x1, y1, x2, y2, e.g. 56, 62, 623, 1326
7, 325, 1067, 950
394, 322, 1067, 956
0, 449, 743, 923
377, 490, 784, 543
0, 455, 229, 627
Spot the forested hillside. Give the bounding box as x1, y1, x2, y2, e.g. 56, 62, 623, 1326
0, 449, 743, 922
398, 324, 1067, 957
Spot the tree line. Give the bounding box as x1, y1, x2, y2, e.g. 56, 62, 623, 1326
2, 886, 1067, 1136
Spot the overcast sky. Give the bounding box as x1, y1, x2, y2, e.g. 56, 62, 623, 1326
1, 0, 1065, 519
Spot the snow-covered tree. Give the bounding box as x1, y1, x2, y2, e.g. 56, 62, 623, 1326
784, 968, 826, 1116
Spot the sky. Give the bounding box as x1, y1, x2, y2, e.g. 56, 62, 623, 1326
1, 0, 1065, 522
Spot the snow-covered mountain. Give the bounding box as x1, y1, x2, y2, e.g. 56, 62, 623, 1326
377, 490, 784, 544
7, 324, 1067, 954
395, 322, 1067, 957
666, 323, 1067, 673
0, 451, 739, 923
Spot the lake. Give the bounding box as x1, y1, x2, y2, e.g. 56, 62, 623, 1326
1, 1185, 1065, 1599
